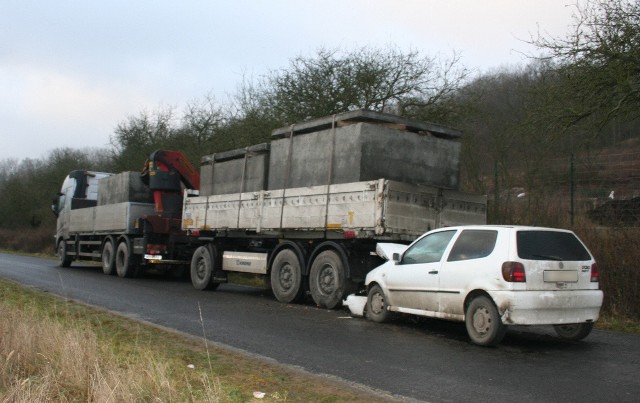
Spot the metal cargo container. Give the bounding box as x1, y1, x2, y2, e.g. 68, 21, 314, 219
268, 109, 462, 191
200, 143, 270, 196
97, 172, 153, 205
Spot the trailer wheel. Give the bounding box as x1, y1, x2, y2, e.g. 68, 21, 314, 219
57, 239, 72, 268
270, 249, 303, 303
115, 240, 137, 278
102, 239, 116, 275
309, 250, 346, 309
191, 246, 219, 290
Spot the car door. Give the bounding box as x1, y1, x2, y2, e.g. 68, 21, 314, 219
437, 229, 501, 317
384, 229, 457, 313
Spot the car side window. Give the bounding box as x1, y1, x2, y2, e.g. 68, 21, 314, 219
447, 230, 498, 262
401, 230, 456, 264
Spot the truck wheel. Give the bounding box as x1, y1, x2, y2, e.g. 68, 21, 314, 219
554, 323, 594, 341
465, 296, 506, 346
102, 240, 116, 275
270, 249, 303, 303
367, 284, 390, 323
191, 246, 219, 291
57, 239, 72, 268
309, 250, 346, 309
115, 240, 136, 278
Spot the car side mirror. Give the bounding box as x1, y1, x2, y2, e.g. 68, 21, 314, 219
392, 252, 401, 265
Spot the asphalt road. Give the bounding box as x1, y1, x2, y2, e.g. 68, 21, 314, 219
1, 252, 639, 402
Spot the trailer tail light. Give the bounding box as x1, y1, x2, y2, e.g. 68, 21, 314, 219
343, 230, 357, 239
147, 244, 167, 255
502, 261, 526, 282
590, 263, 599, 282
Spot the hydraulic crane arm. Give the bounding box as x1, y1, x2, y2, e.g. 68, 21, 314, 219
141, 150, 200, 191
141, 150, 200, 217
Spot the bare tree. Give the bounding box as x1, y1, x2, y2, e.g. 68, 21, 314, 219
532, 0, 640, 128
257, 46, 470, 124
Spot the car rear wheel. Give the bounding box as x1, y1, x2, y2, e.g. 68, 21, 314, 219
554, 322, 594, 341
367, 284, 390, 323
465, 296, 506, 346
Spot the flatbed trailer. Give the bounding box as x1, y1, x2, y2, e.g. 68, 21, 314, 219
182, 179, 485, 240
180, 178, 485, 309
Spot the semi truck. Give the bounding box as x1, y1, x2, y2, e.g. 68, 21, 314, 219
52, 110, 487, 309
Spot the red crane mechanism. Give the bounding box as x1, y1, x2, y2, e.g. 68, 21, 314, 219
141, 150, 200, 233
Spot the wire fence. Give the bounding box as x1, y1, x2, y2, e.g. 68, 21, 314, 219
489, 149, 640, 228
485, 149, 640, 319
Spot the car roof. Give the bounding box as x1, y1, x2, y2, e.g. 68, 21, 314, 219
432, 225, 573, 233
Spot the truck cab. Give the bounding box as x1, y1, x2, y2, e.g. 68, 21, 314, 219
52, 170, 112, 255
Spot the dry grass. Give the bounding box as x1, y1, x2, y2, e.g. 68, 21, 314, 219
0, 301, 222, 402
0, 279, 389, 403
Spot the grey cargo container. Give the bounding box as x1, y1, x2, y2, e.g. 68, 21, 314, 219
199, 110, 462, 196
268, 109, 461, 190
200, 143, 270, 196
97, 171, 153, 205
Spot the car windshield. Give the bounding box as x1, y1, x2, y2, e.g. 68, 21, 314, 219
401, 230, 456, 264
517, 230, 591, 261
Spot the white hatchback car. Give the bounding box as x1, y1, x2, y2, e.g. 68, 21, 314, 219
365, 225, 603, 346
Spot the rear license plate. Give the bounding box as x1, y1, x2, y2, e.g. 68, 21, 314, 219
544, 270, 578, 282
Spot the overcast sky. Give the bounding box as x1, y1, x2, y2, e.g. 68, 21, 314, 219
0, 0, 577, 162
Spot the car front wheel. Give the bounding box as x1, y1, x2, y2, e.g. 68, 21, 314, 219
554, 322, 594, 341
366, 284, 390, 323
465, 296, 506, 346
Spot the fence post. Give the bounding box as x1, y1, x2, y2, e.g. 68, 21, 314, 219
570, 153, 575, 226
494, 159, 499, 222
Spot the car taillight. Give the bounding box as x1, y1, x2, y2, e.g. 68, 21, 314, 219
502, 261, 526, 282
590, 263, 599, 282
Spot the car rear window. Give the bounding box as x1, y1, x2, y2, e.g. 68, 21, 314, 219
517, 230, 591, 261
447, 230, 497, 262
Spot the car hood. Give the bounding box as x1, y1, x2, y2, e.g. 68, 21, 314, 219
375, 242, 408, 261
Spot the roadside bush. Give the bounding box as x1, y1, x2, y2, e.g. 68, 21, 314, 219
0, 224, 54, 255
577, 227, 640, 321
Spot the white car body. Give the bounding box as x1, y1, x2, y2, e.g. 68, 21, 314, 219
365, 225, 603, 345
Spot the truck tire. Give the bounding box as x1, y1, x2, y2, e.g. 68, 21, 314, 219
270, 249, 303, 303
309, 250, 347, 309
115, 240, 137, 278
102, 239, 116, 275
57, 239, 72, 268
191, 246, 220, 291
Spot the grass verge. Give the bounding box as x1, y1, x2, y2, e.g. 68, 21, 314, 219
0, 278, 391, 402
595, 312, 640, 335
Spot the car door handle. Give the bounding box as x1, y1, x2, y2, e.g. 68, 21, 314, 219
429, 270, 438, 275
